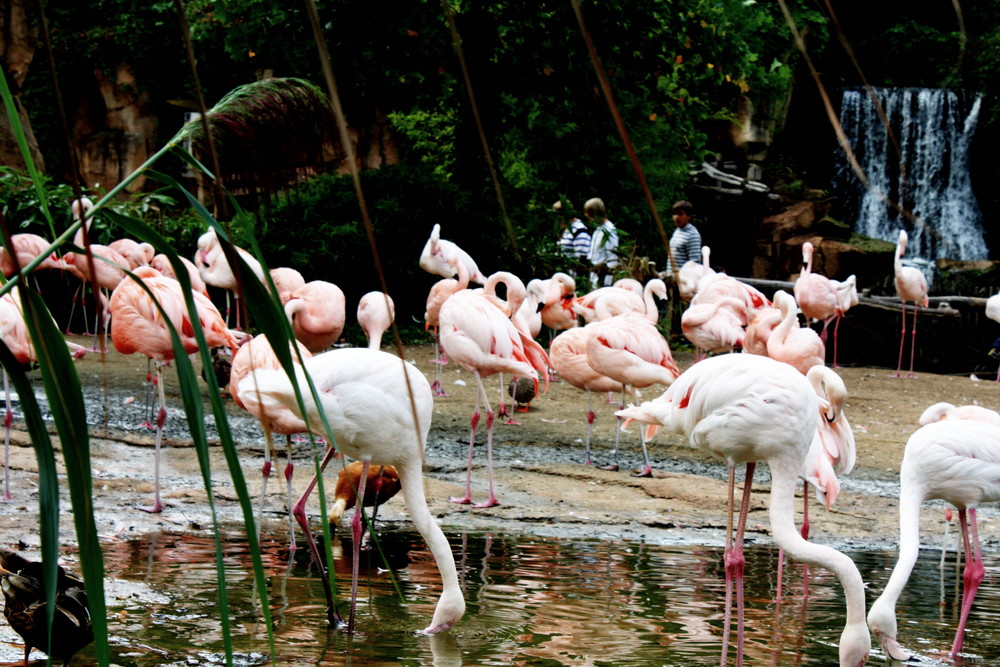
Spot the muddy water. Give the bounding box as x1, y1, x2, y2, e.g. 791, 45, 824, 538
4, 530, 997, 666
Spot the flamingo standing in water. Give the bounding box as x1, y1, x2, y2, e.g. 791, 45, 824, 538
439, 271, 548, 507
586, 312, 680, 475
549, 326, 626, 464
110, 266, 243, 512
893, 230, 929, 378
616, 353, 870, 667
867, 418, 1000, 661
229, 333, 312, 544
237, 347, 466, 634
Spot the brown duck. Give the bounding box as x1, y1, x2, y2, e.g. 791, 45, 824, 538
0, 549, 93, 666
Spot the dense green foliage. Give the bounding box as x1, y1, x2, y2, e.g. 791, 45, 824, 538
19, 0, 1000, 275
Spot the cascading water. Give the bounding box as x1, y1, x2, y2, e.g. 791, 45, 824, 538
833, 87, 987, 263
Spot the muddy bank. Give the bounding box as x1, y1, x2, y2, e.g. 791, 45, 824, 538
1, 339, 998, 557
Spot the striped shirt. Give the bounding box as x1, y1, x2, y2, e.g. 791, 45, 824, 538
669, 224, 702, 271
559, 219, 592, 259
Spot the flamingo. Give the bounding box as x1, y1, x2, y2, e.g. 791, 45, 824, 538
236, 347, 466, 634
585, 312, 680, 475
424, 258, 470, 397
268, 267, 305, 306
766, 290, 826, 375
439, 271, 549, 507
867, 419, 1000, 661
109, 266, 243, 512
677, 245, 714, 302
0, 290, 86, 501
919, 401, 1000, 426
108, 238, 155, 270
690, 273, 771, 324
616, 354, 870, 667
150, 254, 209, 296
0, 234, 63, 278
794, 241, 857, 367
357, 291, 395, 350
742, 306, 782, 357
985, 291, 1000, 381
680, 296, 746, 360
329, 459, 401, 527
194, 228, 265, 330
419, 223, 487, 285
61, 243, 128, 346
571, 280, 644, 323
549, 326, 626, 464
538, 272, 578, 332
893, 229, 929, 378
229, 333, 312, 544
284, 280, 347, 353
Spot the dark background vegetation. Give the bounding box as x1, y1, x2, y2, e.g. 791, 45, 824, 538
6, 0, 1000, 327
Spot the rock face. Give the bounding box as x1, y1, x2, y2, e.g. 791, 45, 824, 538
754, 199, 895, 291
0, 0, 45, 172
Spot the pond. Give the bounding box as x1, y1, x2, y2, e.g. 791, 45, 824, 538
5, 527, 998, 666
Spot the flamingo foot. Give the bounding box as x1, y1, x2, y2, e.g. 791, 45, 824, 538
0, 491, 12, 502
137, 500, 164, 513
449, 495, 473, 504
430, 358, 448, 365
502, 417, 522, 426
473, 496, 499, 509
139, 420, 155, 430
599, 464, 619, 472
631, 466, 653, 478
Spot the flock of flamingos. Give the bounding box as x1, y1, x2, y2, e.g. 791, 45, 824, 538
0, 200, 999, 667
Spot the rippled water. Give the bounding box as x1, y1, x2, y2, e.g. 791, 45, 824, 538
18, 529, 1000, 665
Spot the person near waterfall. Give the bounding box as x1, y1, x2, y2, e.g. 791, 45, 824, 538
668, 200, 702, 274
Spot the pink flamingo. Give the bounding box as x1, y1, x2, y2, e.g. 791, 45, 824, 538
571, 280, 643, 323
766, 290, 826, 375
0, 290, 86, 501
680, 296, 746, 360
150, 254, 209, 296
690, 273, 771, 325
439, 271, 549, 507
62, 243, 129, 346
194, 228, 265, 330
0, 234, 62, 278
357, 291, 395, 350
868, 419, 1000, 661
893, 230, 929, 378
419, 223, 487, 285
574, 278, 666, 323
236, 347, 466, 634
229, 333, 312, 544
108, 238, 155, 270
284, 280, 346, 353
677, 246, 714, 302
918, 401, 1000, 427
268, 267, 305, 306
585, 312, 680, 475
742, 306, 782, 357
424, 259, 470, 396
549, 326, 626, 464
617, 353, 870, 667
109, 266, 243, 512
793, 241, 857, 367
538, 272, 578, 332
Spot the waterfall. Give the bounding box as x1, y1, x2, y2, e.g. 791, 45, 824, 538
834, 87, 987, 262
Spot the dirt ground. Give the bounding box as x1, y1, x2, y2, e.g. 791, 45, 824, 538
1, 337, 999, 558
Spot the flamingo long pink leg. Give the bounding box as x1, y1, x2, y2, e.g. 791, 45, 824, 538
907, 307, 919, 377
600, 389, 626, 471
894, 302, 907, 377
291, 444, 345, 628
583, 391, 595, 465
951, 508, 986, 658
449, 376, 482, 505
284, 434, 297, 550
138, 363, 166, 513
347, 458, 371, 634
721, 462, 756, 667
2, 371, 12, 502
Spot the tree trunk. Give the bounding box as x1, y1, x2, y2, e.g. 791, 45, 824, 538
0, 0, 45, 172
